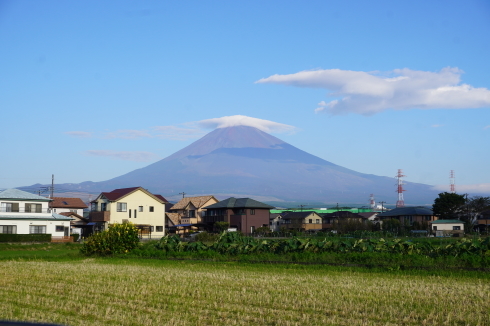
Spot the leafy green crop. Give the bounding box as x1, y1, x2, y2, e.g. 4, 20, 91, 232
152, 233, 490, 258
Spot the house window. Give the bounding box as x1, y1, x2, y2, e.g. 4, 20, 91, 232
0, 225, 17, 234
156, 226, 163, 232
138, 206, 143, 212
117, 203, 127, 212
101, 203, 107, 211
1, 202, 19, 213
316, 219, 320, 224
308, 219, 312, 224
129, 210, 131, 218
30, 225, 46, 234
250, 209, 255, 215
55, 225, 64, 232
189, 210, 195, 218
134, 209, 137, 218
453, 226, 461, 230
91, 202, 97, 211
433, 226, 437, 231
150, 226, 154, 232
25, 203, 42, 213
149, 206, 154, 212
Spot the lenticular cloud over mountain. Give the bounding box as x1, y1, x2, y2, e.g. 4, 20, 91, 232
198, 115, 297, 134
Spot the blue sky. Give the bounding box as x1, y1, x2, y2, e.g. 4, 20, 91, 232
1, 0, 490, 198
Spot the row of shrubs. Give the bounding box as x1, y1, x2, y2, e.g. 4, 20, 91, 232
0, 234, 52, 242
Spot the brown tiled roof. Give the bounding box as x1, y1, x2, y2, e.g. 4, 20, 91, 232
154, 194, 169, 203
171, 195, 218, 210
99, 187, 141, 201
59, 211, 87, 221
358, 212, 378, 219
50, 197, 88, 209
166, 212, 181, 226
94, 187, 166, 204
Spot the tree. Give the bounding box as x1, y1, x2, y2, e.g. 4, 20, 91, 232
432, 192, 466, 219
462, 196, 490, 231
214, 221, 230, 233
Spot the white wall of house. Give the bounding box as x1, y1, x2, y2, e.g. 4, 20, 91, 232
0, 219, 71, 235
431, 223, 464, 231
0, 200, 51, 214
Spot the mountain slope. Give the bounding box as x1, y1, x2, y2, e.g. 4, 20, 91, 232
64, 125, 437, 204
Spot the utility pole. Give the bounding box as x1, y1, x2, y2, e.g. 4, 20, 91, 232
179, 192, 186, 199
379, 201, 386, 213
50, 174, 54, 199
298, 204, 306, 212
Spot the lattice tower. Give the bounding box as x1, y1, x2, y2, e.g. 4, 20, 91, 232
396, 169, 406, 208
450, 170, 455, 193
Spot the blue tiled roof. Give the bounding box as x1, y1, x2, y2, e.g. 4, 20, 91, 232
0, 188, 52, 201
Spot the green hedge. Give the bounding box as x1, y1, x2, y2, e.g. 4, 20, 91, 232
0, 234, 52, 242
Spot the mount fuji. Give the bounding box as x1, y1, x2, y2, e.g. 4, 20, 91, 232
56, 125, 438, 204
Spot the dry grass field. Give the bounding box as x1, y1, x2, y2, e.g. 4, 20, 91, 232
0, 258, 489, 326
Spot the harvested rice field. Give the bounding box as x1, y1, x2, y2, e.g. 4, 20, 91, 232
0, 258, 489, 326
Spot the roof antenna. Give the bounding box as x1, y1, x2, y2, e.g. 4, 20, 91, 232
179, 192, 186, 199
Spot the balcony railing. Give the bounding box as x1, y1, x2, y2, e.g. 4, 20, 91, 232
89, 211, 111, 222
0, 208, 51, 213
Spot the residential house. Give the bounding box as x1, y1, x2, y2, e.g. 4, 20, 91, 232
281, 211, 323, 232
203, 197, 274, 234
320, 210, 366, 230
0, 189, 72, 239
269, 213, 284, 232
357, 212, 379, 221
167, 195, 219, 232
50, 197, 88, 216
58, 211, 89, 238
430, 219, 464, 237
89, 187, 167, 238
475, 209, 490, 232
377, 207, 437, 229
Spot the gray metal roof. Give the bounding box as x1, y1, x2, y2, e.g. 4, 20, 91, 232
377, 207, 433, 217
431, 219, 463, 224
0, 188, 52, 201
205, 197, 275, 209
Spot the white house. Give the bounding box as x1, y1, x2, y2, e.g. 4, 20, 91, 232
50, 197, 88, 216
430, 219, 464, 237
0, 189, 72, 238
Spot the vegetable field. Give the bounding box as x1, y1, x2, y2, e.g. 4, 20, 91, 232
153, 232, 490, 257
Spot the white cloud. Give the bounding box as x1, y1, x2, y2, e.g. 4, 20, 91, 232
65, 131, 92, 138
198, 115, 297, 133
431, 124, 443, 128
256, 67, 490, 115
432, 184, 490, 194
484, 125, 490, 130
84, 150, 158, 162
105, 129, 152, 139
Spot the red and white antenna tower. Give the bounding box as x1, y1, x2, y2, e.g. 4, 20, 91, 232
450, 170, 455, 193
395, 169, 405, 208
369, 194, 376, 210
